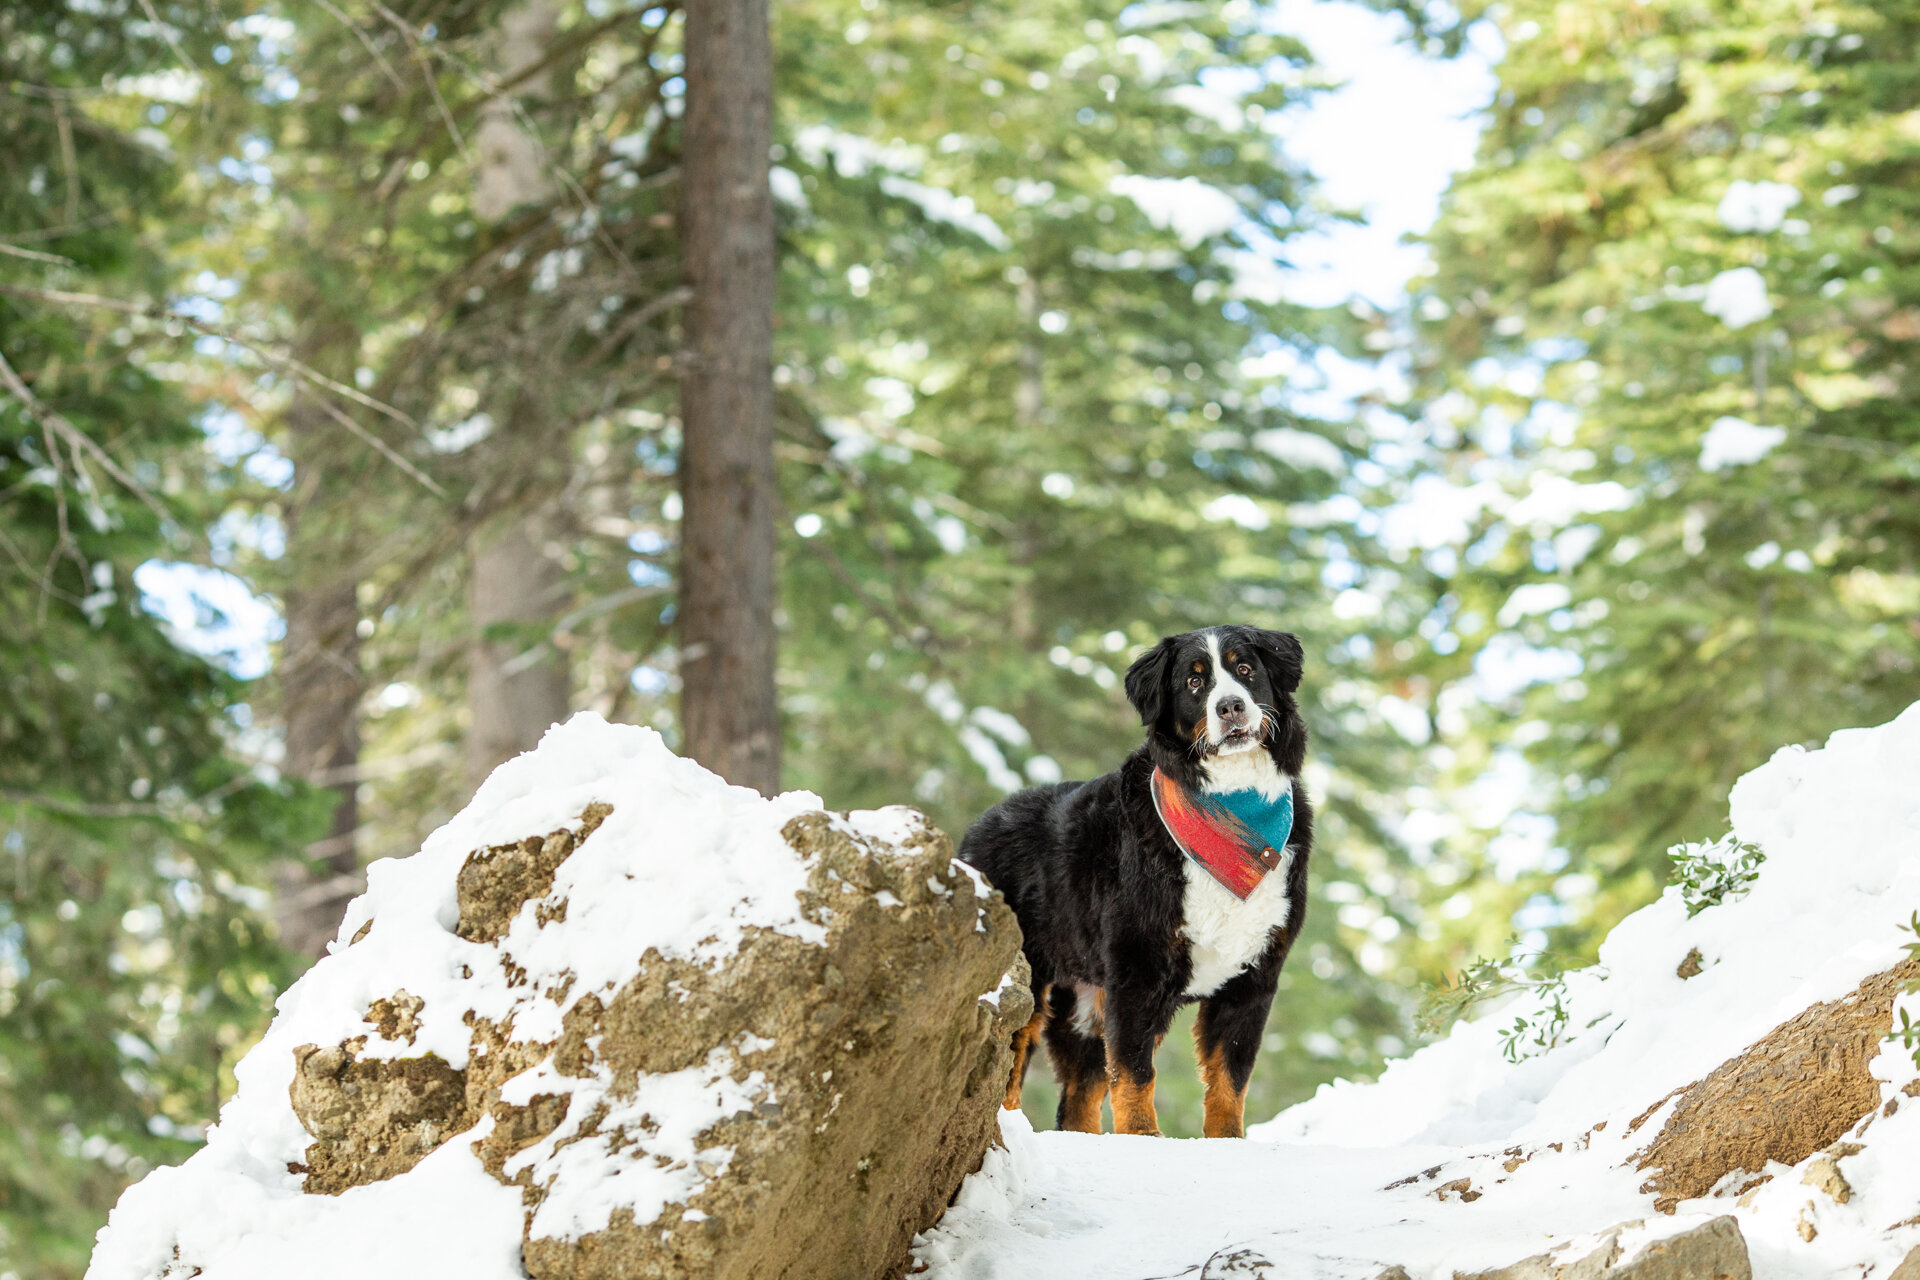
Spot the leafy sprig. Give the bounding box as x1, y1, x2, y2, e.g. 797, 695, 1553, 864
1420, 941, 1590, 1063
1892, 912, 1920, 1071
1669, 835, 1766, 917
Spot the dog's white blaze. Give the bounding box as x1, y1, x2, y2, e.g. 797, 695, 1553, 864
1182, 749, 1294, 997
1204, 631, 1264, 752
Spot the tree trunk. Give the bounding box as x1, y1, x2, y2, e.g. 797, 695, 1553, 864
467, 518, 572, 787
466, 0, 573, 791
275, 499, 364, 958
472, 0, 558, 222
679, 0, 780, 795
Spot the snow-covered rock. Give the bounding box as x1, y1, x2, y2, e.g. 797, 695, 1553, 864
919, 702, 1920, 1279
1458, 1214, 1751, 1280
87, 714, 1032, 1280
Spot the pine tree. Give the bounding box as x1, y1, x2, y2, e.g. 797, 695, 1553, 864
1408, 0, 1920, 956
0, 5, 325, 1273
198, 0, 686, 902
765, 0, 1431, 1132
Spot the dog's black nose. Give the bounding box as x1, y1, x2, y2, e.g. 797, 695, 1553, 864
1218, 695, 1246, 720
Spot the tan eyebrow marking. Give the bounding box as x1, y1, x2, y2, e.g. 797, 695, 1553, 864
1224, 651, 1239, 663
1191, 662, 1206, 673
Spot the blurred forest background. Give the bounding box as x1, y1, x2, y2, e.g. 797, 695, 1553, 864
5, 0, 1920, 1273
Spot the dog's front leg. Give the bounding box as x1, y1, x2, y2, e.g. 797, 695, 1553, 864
1102, 977, 1180, 1136
1193, 975, 1276, 1138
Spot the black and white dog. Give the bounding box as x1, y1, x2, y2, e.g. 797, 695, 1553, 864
958, 626, 1312, 1138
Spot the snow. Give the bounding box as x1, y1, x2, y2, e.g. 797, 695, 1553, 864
1110, 174, 1242, 247
1505, 474, 1634, 530
86, 714, 910, 1280
1703, 266, 1774, 329
1718, 181, 1801, 234
1497, 582, 1572, 626
89, 702, 1920, 1280
500, 1044, 771, 1241
918, 703, 1920, 1279
768, 164, 806, 209
1204, 493, 1271, 531
878, 176, 1012, 250
1252, 426, 1347, 474
1700, 416, 1788, 472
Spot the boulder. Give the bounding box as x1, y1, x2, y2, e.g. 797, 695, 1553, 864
88, 717, 1032, 1280
300, 805, 1030, 1280
1454, 1215, 1750, 1280
1631, 959, 1919, 1210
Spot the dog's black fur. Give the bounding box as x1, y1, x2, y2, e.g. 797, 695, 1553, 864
958, 625, 1313, 1137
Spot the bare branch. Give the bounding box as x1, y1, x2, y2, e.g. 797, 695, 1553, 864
0, 790, 163, 820
295, 379, 447, 497
0, 345, 171, 523
53, 102, 80, 226
134, 0, 199, 71
0, 282, 421, 430
366, 1, 472, 168
0, 242, 76, 266
310, 0, 410, 97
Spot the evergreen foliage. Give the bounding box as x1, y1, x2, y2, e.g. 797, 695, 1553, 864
769, 0, 1426, 1132
17, 0, 1920, 1270
175, 0, 1438, 1139
0, 4, 325, 1273
1404, 0, 1920, 953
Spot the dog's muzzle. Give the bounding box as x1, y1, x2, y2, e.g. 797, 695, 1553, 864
1210, 695, 1262, 753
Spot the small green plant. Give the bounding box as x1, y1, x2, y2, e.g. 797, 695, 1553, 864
1417, 954, 1521, 1036
1891, 912, 1920, 1071
1419, 943, 1591, 1063
1668, 834, 1766, 916
1498, 975, 1571, 1064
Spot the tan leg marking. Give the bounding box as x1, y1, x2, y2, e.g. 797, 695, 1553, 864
1003, 1005, 1047, 1111
1057, 1075, 1109, 1133
1193, 1014, 1248, 1138
1106, 1045, 1161, 1136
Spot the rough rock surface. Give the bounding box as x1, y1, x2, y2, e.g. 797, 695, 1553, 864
1454, 1215, 1750, 1280
1632, 959, 1919, 1208
288, 804, 1031, 1280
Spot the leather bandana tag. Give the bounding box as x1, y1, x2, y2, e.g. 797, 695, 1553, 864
1150, 767, 1294, 901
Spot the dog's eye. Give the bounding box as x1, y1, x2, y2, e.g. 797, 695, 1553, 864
1187, 675, 1204, 692
1236, 663, 1252, 678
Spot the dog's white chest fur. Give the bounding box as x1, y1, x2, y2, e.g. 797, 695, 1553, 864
1179, 750, 1295, 997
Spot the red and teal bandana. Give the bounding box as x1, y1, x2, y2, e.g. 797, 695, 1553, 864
1150, 767, 1294, 901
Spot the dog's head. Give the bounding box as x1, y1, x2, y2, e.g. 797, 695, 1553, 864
1124, 626, 1306, 786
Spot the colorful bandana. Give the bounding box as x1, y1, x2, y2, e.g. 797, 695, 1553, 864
1150, 767, 1294, 901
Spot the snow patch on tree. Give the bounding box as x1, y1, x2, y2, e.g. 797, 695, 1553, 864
1717, 180, 1800, 233
1702, 267, 1773, 329
1698, 416, 1787, 472
1109, 174, 1241, 247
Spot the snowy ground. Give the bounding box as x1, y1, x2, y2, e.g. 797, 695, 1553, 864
84, 705, 1920, 1280
917, 703, 1920, 1279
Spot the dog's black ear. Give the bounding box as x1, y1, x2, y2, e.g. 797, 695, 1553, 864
1123, 635, 1182, 727
1247, 629, 1304, 695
